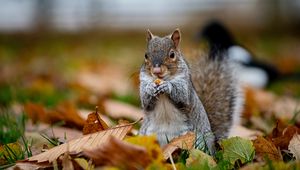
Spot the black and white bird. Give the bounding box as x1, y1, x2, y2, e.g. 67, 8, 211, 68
198, 21, 280, 88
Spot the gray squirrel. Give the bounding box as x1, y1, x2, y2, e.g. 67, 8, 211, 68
139, 29, 243, 155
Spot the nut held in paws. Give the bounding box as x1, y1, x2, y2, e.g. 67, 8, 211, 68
154, 79, 163, 86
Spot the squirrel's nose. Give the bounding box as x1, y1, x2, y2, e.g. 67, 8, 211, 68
153, 67, 162, 75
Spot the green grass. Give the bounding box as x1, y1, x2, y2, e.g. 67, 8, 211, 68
0, 109, 32, 167
0, 83, 72, 108
0, 109, 26, 144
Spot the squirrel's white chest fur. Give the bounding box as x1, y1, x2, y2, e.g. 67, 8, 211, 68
144, 95, 190, 145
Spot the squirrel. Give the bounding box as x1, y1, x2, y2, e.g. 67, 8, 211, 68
138, 29, 243, 155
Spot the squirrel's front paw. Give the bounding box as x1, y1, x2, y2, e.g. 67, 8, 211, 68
156, 81, 172, 94
145, 82, 159, 97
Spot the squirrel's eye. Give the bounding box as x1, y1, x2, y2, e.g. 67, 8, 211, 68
145, 53, 149, 60
169, 52, 175, 59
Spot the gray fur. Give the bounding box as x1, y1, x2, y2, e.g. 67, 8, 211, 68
192, 55, 243, 141
139, 29, 243, 155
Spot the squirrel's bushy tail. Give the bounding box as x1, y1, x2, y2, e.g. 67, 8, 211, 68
191, 52, 243, 141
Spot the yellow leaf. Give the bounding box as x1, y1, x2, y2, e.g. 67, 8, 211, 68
74, 158, 94, 170
125, 135, 164, 162
186, 149, 216, 167
0, 142, 23, 165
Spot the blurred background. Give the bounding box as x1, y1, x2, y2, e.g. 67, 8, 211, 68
0, 0, 300, 128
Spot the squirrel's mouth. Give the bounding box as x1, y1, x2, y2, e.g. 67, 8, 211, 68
151, 72, 163, 78
157, 74, 165, 79
152, 72, 168, 79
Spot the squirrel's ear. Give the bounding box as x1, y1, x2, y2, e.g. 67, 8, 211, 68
146, 29, 154, 42
171, 28, 181, 49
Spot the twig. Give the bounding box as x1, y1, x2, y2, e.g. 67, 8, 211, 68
168, 152, 177, 170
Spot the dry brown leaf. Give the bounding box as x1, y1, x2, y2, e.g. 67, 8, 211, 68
79, 109, 114, 127
24, 103, 48, 124
162, 132, 195, 160
82, 107, 109, 135
273, 97, 300, 122
103, 99, 144, 121
253, 136, 282, 162
243, 86, 300, 122
49, 101, 86, 129
271, 120, 286, 139
61, 151, 74, 170
24, 102, 86, 129
84, 136, 152, 169
8, 162, 52, 170
250, 117, 273, 134
76, 65, 130, 96
242, 86, 275, 118
288, 134, 300, 160
229, 125, 263, 140
242, 86, 260, 118
26, 121, 82, 141
271, 125, 300, 150
27, 122, 133, 163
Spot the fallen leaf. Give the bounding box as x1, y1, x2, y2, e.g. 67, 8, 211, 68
125, 135, 165, 163
120, 135, 168, 169
240, 161, 300, 170
250, 116, 273, 134
0, 142, 23, 165
242, 87, 300, 122
74, 158, 94, 170
24, 102, 86, 129
270, 120, 287, 139
49, 101, 86, 129
25, 121, 82, 146
221, 137, 255, 166
27, 122, 134, 163
61, 150, 74, 170
103, 99, 143, 121
79, 109, 114, 127
8, 162, 53, 170
229, 125, 263, 140
288, 134, 300, 160
162, 132, 195, 160
273, 97, 300, 122
239, 162, 265, 170
253, 136, 282, 162
186, 149, 216, 167
272, 125, 300, 150
24, 103, 48, 124
242, 86, 275, 118
84, 136, 151, 169
82, 107, 109, 135
242, 86, 261, 118
76, 65, 131, 96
